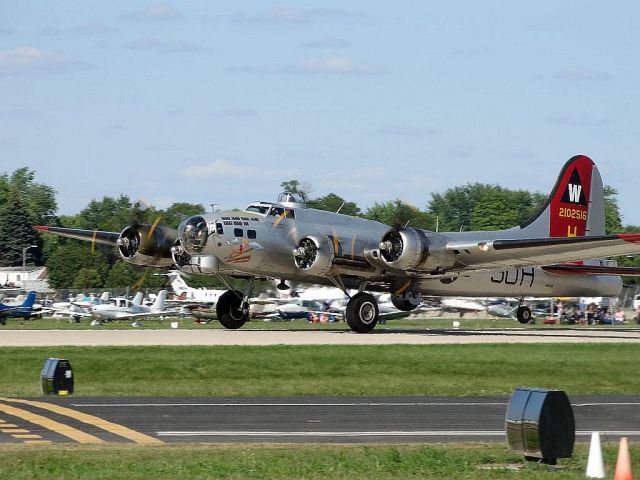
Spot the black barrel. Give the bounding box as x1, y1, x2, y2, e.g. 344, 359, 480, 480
505, 387, 574, 464
41, 358, 74, 395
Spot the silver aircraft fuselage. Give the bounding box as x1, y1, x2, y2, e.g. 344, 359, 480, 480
185, 201, 622, 299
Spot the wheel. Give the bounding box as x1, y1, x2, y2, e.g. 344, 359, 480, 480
346, 292, 379, 333
216, 290, 249, 330
390, 291, 422, 311
516, 306, 532, 324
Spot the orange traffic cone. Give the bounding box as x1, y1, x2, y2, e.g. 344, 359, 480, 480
614, 437, 633, 480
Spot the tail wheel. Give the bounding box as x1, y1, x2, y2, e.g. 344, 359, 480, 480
216, 290, 249, 330
516, 306, 532, 324
346, 292, 379, 333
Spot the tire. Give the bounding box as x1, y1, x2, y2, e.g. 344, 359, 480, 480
346, 292, 379, 333
390, 296, 418, 312
216, 290, 249, 330
516, 306, 532, 324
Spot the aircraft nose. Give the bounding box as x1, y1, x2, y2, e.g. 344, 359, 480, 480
178, 215, 209, 254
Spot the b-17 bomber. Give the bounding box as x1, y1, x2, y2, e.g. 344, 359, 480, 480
35, 155, 640, 332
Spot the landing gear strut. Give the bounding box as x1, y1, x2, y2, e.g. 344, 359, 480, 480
345, 292, 379, 333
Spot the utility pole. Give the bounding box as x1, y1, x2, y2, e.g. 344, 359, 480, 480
22, 245, 37, 268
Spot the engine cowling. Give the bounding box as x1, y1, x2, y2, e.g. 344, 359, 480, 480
116, 224, 176, 267
376, 227, 457, 273
378, 228, 428, 271
292, 235, 335, 276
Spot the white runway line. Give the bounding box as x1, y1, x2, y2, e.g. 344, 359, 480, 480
156, 430, 640, 438
72, 402, 508, 407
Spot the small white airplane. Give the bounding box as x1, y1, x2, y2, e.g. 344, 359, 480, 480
438, 297, 487, 316
163, 270, 225, 304
91, 290, 169, 325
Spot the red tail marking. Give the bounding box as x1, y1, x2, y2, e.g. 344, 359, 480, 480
549, 155, 594, 237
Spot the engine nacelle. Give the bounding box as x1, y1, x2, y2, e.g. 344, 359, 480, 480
292, 234, 335, 276
376, 228, 456, 273
378, 228, 429, 271
116, 224, 176, 268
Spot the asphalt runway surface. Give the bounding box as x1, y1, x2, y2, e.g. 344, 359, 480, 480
1, 327, 640, 346
1, 395, 639, 445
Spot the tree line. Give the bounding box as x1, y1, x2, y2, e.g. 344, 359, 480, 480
0, 168, 636, 289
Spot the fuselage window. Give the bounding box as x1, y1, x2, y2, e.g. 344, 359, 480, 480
234, 228, 243, 237
247, 229, 257, 239
216, 222, 224, 234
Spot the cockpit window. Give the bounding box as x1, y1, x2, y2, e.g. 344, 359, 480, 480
245, 205, 270, 215
268, 207, 295, 219
215, 222, 224, 234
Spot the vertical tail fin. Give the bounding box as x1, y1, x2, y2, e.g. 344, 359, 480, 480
131, 292, 143, 306
152, 290, 167, 311
519, 155, 605, 238
21, 291, 37, 308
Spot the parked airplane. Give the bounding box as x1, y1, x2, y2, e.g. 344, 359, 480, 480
90, 290, 169, 325
0, 291, 38, 324
163, 270, 225, 304
438, 297, 486, 316
35, 155, 640, 332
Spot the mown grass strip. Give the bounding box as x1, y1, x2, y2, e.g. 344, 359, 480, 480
0, 443, 637, 479
0, 344, 637, 397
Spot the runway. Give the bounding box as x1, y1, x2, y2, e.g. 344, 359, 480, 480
1, 327, 639, 346
1, 395, 639, 445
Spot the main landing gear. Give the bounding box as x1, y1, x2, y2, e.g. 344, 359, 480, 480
344, 289, 421, 333
216, 290, 250, 329
345, 292, 379, 333
516, 302, 533, 324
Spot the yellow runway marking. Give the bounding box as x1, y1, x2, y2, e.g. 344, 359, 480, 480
13, 434, 42, 439
0, 401, 104, 443
0, 423, 19, 428
25, 440, 52, 445
1, 398, 163, 444
2, 428, 30, 433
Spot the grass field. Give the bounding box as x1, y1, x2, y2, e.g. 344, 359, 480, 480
0, 443, 637, 479
0, 343, 637, 397
1, 343, 637, 479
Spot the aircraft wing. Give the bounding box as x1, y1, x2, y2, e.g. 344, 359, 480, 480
33, 226, 120, 246
444, 234, 640, 274
542, 264, 640, 276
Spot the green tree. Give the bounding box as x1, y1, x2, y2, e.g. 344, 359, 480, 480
46, 243, 109, 288
604, 186, 623, 234
280, 180, 311, 200
364, 200, 434, 230
73, 268, 103, 289
0, 187, 38, 266
428, 184, 545, 232
0, 167, 57, 224
162, 203, 205, 229
307, 193, 360, 216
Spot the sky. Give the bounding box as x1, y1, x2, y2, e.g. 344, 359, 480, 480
2, 1, 640, 225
